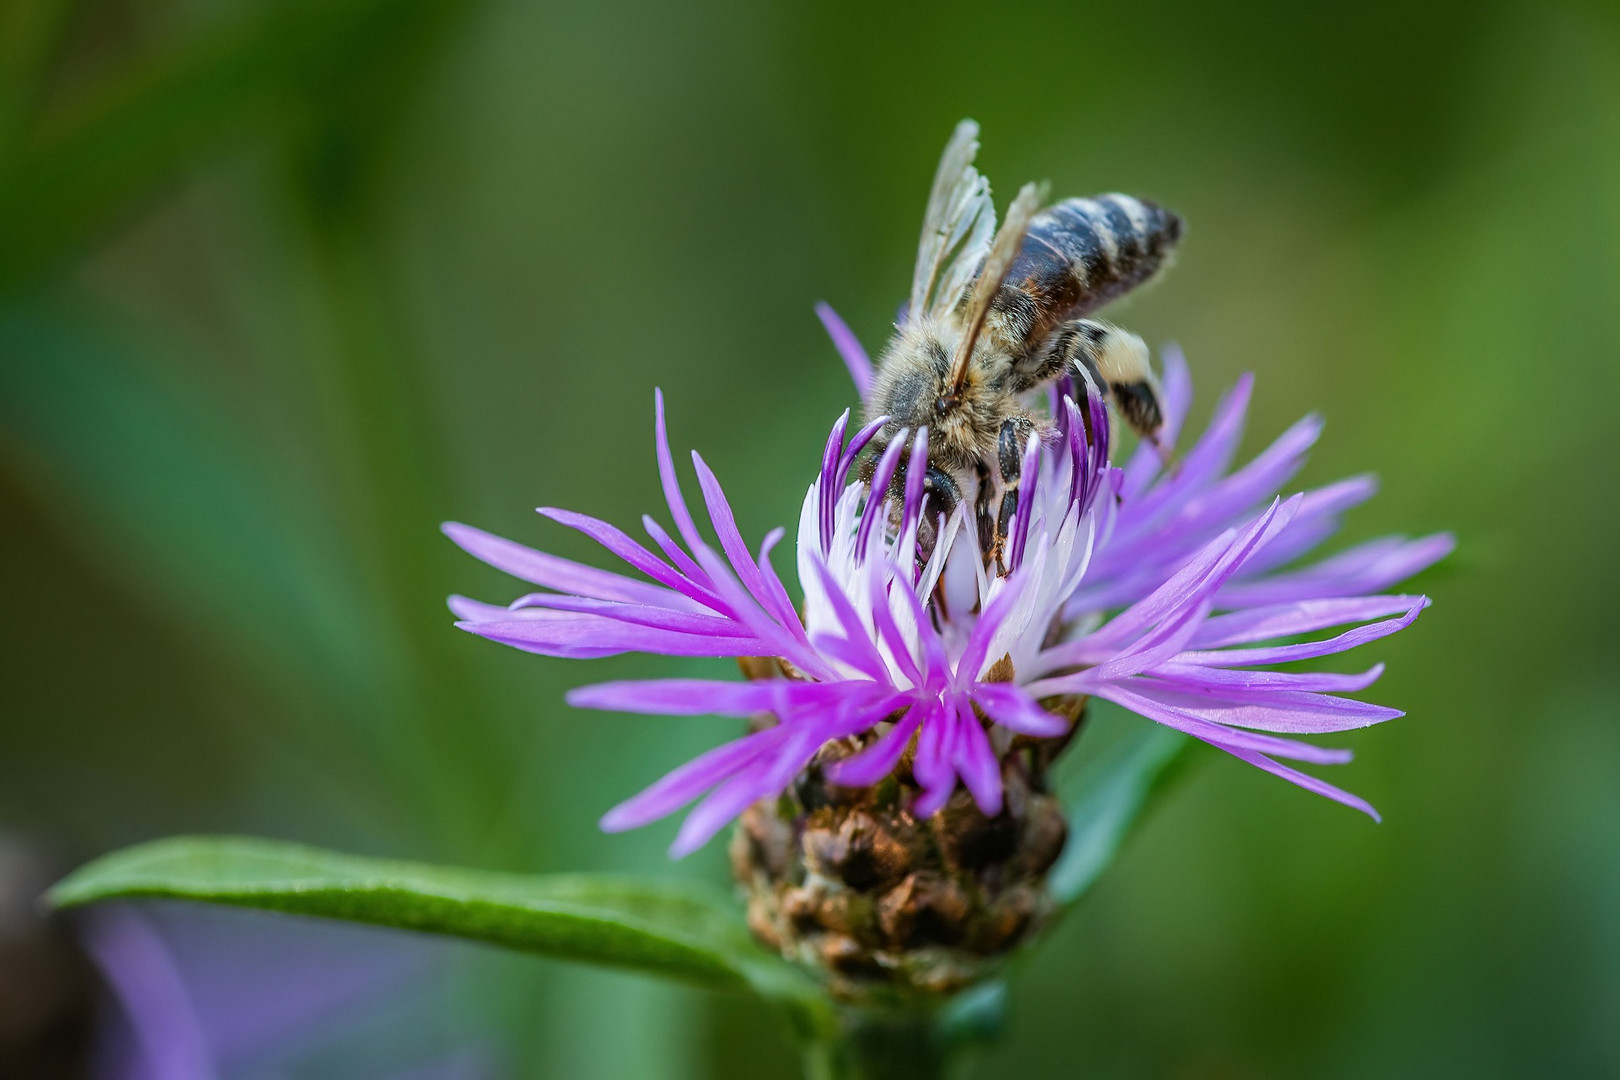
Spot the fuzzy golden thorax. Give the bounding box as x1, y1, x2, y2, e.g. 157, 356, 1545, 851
864, 318, 1028, 482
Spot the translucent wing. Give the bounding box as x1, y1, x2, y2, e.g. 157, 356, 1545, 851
946, 181, 1046, 393
909, 119, 996, 325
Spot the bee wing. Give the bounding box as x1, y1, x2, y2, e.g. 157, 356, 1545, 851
909, 119, 996, 325
945, 181, 1046, 392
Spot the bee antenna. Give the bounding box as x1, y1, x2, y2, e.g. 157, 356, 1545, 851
945, 181, 1047, 398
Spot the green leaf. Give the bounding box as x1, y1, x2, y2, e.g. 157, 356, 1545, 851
1050, 726, 1191, 906
49, 835, 834, 1035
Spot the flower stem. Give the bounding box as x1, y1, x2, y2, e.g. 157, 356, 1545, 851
801, 1010, 954, 1080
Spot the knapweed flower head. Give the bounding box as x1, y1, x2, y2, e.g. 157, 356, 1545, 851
446, 316, 1451, 859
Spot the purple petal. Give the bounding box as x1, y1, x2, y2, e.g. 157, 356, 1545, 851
1072, 497, 1290, 660
867, 570, 924, 686
600, 728, 780, 832
755, 528, 801, 633
953, 705, 1004, 816
1121, 411, 1322, 566
1117, 678, 1403, 734
447, 594, 513, 622
691, 452, 804, 634
1006, 435, 1042, 569
641, 514, 713, 590
828, 708, 922, 787
969, 682, 1071, 737
689, 542, 834, 680
909, 700, 954, 817
459, 614, 760, 659
811, 629, 894, 684
836, 415, 888, 492
857, 432, 909, 554
897, 428, 930, 542
807, 556, 892, 683
1126, 373, 1253, 527
1148, 661, 1387, 694
668, 689, 903, 856
911, 785, 953, 820
890, 551, 951, 688
1085, 596, 1216, 681
1197, 412, 1322, 517
669, 769, 780, 858
1096, 684, 1356, 764
819, 411, 852, 551
504, 593, 755, 638
955, 546, 1047, 685
1231, 475, 1379, 577
1189, 594, 1425, 649
1066, 530, 1236, 659
536, 508, 715, 609
1181, 600, 1428, 666
653, 390, 708, 555
1210, 743, 1381, 821
1169, 371, 1252, 481
671, 725, 823, 856
569, 677, 859, 716
816, 302, 874, 396
1217, 533, 1455, 608
1158, 346, 1193, 433
1119, 347, 1192, 501
443, 522, 688, 610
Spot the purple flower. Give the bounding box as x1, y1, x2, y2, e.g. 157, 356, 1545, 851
450, 390, 1095, 854
82, 902, 496, 1080
447, 312, 1445, 854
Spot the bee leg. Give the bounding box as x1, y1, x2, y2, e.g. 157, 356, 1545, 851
993, 417, 1037, 564
915, 466, 962, 563
1022, 320, 1166, 443
1007, 325, 1084, 392
1075, 321, 1164, 441
975, 460, 997, 557
1108, 376, 1165, 443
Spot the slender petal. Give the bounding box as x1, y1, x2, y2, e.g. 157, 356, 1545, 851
459, 616, 757, 659
970, 682, 1071, 737
534, 508, 715, 609
443, 522, 688, 611
829, 709, 921, 787
1189, 594, 1427, 649
600, 729, 781, 832
816, 302, 874, 396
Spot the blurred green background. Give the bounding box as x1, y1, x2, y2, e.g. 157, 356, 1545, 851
3, 0, 1618, 1075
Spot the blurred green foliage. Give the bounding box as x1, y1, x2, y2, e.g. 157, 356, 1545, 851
2, 0, 1617, 1076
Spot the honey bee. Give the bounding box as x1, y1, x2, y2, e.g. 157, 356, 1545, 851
864, 120, 1184, 559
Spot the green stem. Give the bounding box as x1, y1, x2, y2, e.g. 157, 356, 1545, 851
801, 1010, 955, 1080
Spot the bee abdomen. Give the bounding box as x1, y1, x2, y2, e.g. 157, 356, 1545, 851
991, 194, 1183, 349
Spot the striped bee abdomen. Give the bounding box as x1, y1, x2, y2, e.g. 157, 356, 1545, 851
989, 194, 1184, 353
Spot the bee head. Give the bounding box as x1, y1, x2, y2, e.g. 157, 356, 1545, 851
865, 320, 1009, 477
874, 325, 977, 421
